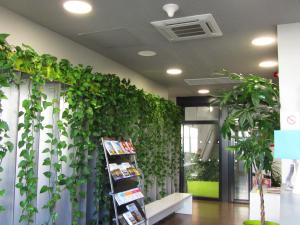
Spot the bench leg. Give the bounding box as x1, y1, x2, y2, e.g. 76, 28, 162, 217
175, 195, 193, 215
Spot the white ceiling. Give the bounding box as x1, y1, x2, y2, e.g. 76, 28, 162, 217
1, 0, 300, 98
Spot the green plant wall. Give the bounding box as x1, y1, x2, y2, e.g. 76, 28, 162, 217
0, 33, 182, 224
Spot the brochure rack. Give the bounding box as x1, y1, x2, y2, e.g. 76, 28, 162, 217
102, 138, 147, 225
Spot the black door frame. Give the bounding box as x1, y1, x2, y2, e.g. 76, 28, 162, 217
176, 96, 250, 202
177, 96, 223, 201
181, 120, 222, 201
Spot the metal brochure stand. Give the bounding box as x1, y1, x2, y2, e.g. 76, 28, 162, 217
101, 138, 147, 225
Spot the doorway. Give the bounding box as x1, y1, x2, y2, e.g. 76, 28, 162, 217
177, 96, 250, 202
182, 122, 220, 199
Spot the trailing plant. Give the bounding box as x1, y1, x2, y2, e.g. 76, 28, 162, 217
0, 34, 14, 212
216, 70, 280, 225
0, 33, 182, 224
17, 73, 46, 224
41, 97, 68, 225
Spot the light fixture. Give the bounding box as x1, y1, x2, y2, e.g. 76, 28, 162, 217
63, 0, 92, 14
138, 50, 157, 57
162, 3, 179, 18
259, 60, 278, 68
166, 68, 182, 75
209, 106, 214, 112
198, 89, 210, 94
252, 36, 276, 46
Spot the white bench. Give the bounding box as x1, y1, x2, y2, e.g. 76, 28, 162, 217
145, 193, 192, 225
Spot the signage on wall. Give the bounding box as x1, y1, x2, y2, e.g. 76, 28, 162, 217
281, 111, 300, 130
287, 115, 297, 125
274, 130, 300, 159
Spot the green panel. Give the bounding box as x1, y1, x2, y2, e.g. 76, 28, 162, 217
243, 220, 279, 225
187, 181, 219, 198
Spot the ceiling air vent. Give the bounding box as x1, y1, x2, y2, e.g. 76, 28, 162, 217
151, 14, 222, 42
184, 77, 240, 86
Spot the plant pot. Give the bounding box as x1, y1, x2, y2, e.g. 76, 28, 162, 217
243, 220, 279, 225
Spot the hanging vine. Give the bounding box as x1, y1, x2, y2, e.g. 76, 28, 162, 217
0, 33, 182, 224
17, 74, 45, 224
0, 34, 14, 212
41, 96, 68, 225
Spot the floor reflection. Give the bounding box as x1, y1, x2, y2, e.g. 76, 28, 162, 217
158, 200, 249, 225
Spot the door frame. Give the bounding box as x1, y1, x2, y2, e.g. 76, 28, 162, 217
181, 120, 222, 201
177, 96, 250, 202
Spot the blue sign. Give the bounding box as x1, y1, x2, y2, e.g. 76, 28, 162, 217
274, 130, 300, 159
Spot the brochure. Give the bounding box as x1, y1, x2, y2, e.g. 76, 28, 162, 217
122, 211, 138, 225
111, 141, 126, 154
115, 188, 144, 206
126, 203, 144, 223
109, 163, 140, 181
120, 140, 135, 153
104, 140, 117, 155
104, 140, 136, 155
119, 203, 144, 225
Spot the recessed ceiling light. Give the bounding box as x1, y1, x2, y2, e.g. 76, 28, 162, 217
166, 68, 182, 75
138, 51, 157, 57
198, 89, 210, 94
259, 60, 278, 68
63, 0, 92, 14
252, 36, 276, 46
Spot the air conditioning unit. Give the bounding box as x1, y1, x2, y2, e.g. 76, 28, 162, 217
151, 14, 222, 42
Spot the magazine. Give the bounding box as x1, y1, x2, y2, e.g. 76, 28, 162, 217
109, 163, 140, 181
120, 141, 135, 154
115, 188, 144, 206
104, 140, 136, 155
109, 163, 124, 180
118, 215, 129, 225
122, 211, 138, 225
104, 140, 117, 155
127, 140, 135, 152
126, 203, 144, 223
111, 141, 126, 154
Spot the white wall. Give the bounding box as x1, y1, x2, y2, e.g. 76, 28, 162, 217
277, 23, 300, 182
278, 23, 300, 225
278, 23, 300, 116
0, 6, 168, 99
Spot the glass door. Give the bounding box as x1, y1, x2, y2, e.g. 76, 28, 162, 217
182, 123, 220, 199
233, 155, 250, 201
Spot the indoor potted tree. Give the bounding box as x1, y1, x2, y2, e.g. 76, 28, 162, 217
216, 71, 280, 225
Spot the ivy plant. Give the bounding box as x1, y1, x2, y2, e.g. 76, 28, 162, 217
0, 33, 182, 225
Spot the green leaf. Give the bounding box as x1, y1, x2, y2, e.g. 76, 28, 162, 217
45, 125, 53, 129
0, 33, 9, 44
40, 185, 48, 193
5, 141, 14, 152
43, 171, 52, 178
46, 133, 53, 138
42, 101, 52, 109
60, 155, 67, 163
42, 158, 51, 166
18, 111, 25, 117
22, 99, 31, 109
0, 121, 9, 130
42, 148, 50, 153
0, 189, 5, 196
53, 107, 60, 114
18, 140, 25, 148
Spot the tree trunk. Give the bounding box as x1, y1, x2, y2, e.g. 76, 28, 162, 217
258, 172, 266, 225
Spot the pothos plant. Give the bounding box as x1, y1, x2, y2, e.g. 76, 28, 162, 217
217, 71, 280, 225
0, 33, 182, 225
0, 34, 15, 212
